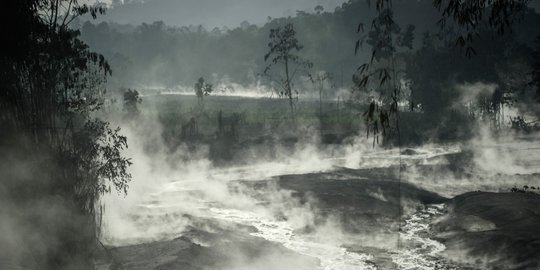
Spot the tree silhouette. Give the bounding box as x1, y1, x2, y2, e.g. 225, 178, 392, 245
354, 1, 415, 145
310, 71, 332, 134
123, 88, 142, 117
354, 0, 532, 143
0, 1, 131, 268
194, 77, 213, 107
315, 5, 324, 14
264, 23, 312, 118
434, 0, 529, 57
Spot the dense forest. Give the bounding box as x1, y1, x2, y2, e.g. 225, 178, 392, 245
78, 0, 540, 144
78, 0, 539, 92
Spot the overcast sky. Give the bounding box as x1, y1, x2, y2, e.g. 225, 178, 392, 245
93, 0, 348, 28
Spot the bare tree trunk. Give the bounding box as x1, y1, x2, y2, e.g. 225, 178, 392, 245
285, 58, 294, 119
319, 80, 323, 136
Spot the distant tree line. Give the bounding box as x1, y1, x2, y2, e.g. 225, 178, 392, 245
78, 1, 499, 89
78, 1, 540, 140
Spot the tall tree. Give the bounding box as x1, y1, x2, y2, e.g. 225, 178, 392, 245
354, 0, 533, 142
532, 36, 540, 102
354, 1, 415, 145
264, 23, 312, 117
310, 71, 332, 134
0, 1, 131, 268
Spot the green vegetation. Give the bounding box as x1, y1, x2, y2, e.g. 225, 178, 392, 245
146, 95, 360, 150
79, 0, 540, 144
1, 1, 131, 269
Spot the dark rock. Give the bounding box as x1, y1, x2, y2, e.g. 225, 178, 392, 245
433, 192, 540, 269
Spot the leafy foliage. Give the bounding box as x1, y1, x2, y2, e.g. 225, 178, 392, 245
194, 77, 213, 106
511, 185, 540, 194
77, 1, 540, 94
264, 23, 313, 116
354, 0, 536, 144
354, 0, 415, 145
123, 88, 142, 116
0, 0, 131, 268
434, 0, 529, 58
404, 26, 533, 133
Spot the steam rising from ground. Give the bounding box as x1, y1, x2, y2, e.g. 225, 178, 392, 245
405, 123, 540, 198
100, 113, 371, 245
456, 82, 498, 105
472, 125, 540, 175
99, 101, 539, 269
137, 77, 351, 101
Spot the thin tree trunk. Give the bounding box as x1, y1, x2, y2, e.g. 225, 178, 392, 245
285, 58, 294, 119
319, 80, 323, 135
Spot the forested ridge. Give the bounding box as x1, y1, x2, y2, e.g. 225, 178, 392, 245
79, 0, 540, 92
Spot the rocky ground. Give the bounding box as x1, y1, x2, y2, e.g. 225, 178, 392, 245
95, 150, 540, 269
433, 191, 540, 269
95, 219, 318, 270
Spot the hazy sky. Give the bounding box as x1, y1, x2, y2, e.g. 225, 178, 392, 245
95, 0, 349, 28
91, 0, 540, 28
